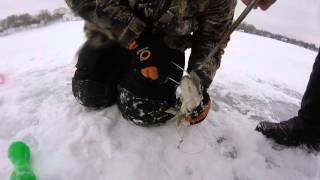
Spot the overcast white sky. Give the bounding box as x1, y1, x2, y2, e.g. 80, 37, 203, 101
0, 0, 319, 45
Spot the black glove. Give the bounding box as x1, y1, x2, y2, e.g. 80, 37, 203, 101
120, 31, 180, 101
128, 31, 172, 84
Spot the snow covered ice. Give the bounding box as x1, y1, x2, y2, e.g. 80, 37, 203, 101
0, 21, 319, 180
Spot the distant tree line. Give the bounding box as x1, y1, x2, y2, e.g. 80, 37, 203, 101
237, 22, 319, 52
0, 8, 78, 36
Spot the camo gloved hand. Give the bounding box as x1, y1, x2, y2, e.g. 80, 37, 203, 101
180, 72, 202, 114
179, 72, 211, 125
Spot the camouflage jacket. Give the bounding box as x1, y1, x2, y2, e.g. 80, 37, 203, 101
65, 0, 236, 89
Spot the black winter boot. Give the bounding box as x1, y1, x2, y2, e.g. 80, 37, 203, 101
256, 117, 320, 149
256, 50, 320, 150
118, 32, 185, 126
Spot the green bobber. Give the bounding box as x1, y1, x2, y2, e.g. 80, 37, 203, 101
8, 141, 36, 180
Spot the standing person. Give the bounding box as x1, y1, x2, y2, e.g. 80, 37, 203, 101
242, 0, 320, 148
257, 50, 320, 148
65, 0, 237, 126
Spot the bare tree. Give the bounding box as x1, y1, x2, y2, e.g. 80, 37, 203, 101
37, 10, 52, 25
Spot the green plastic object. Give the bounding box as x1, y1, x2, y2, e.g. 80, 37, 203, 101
8, 141, 37, 180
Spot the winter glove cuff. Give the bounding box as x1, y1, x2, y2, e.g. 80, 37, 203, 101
184, 91, 211, 125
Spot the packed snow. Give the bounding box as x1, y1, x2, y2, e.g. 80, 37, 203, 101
0, 21, 319, 180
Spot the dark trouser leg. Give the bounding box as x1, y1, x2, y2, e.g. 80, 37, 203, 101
256, 50, 320, 147
118, 48, 185, 126
298, 50, 320, 125
72, 42, 130, 108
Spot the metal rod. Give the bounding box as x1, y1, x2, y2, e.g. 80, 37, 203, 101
168, 77, 180, 85
171, 61, 187, 73
207, 0, 261, 61
169, 0, 259, 86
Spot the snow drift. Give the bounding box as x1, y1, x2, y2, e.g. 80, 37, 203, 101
0, 21, 319, 180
